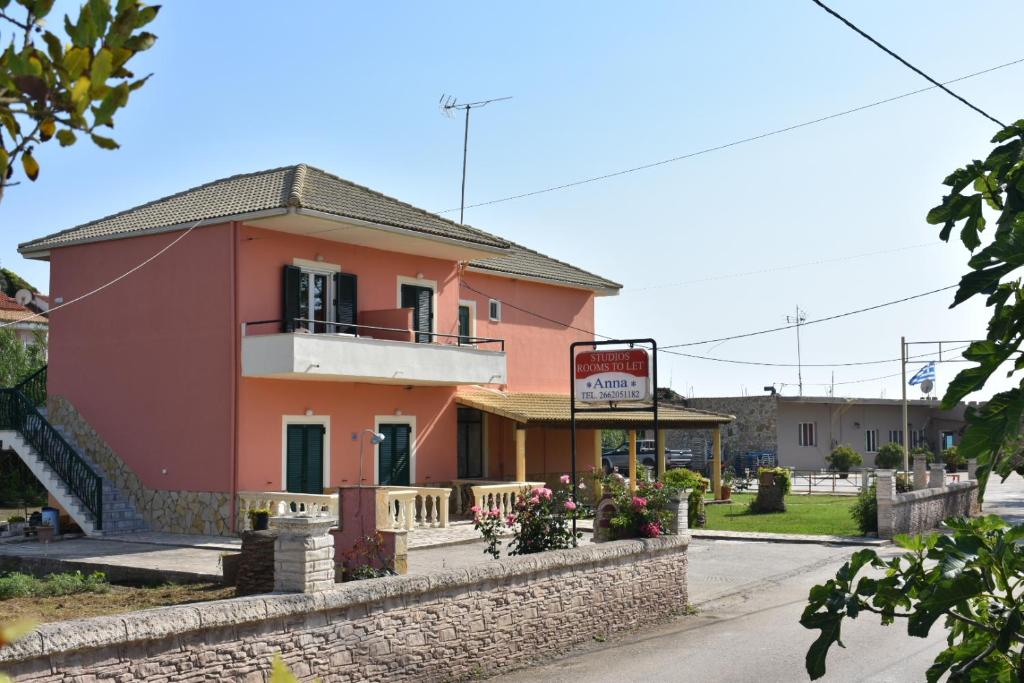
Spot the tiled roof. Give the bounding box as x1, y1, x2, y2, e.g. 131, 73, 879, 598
456, 388, 733, 429
0, 293, 46, 325
18, 164, 622, 293
18, 165, 508, 253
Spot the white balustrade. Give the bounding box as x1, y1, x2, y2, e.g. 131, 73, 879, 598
237, 491, 338, 531
375, 486, 452, 530
467, 482, 545, 518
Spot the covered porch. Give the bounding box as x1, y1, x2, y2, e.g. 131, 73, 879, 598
455, 388, 735, 499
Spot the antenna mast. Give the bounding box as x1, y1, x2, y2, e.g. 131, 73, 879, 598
786, 306, 807, 396
440, 94, 513, 224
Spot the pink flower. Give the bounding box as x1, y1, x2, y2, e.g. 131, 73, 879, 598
564, 500, 577, 511
560, 474, 571, 484
578, 482, 587, 490
529, 496, 540, 505
541, 487, 553, 500
653, 481, 664, 490
487, 508, 500, 518
470, 505, 481, 514
642, 522, 662, 538
632, 496, 648, 509
506, 515, 517, 525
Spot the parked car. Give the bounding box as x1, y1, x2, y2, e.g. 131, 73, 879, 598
602, 439, 693, 474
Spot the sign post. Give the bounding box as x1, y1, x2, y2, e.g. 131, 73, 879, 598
569, 339, 658, 537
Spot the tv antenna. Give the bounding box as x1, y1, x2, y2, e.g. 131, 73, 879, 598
785, 306, 807, 396
439, 94, 513, 224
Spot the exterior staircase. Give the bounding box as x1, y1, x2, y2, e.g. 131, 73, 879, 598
0, 367, 147, 536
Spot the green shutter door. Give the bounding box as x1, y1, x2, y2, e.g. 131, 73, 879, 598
378, 424, 411, 486
400, 284, 433, 343
285, 424, 325, 494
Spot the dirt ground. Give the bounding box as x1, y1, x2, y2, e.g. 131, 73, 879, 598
2, 582, 235, 624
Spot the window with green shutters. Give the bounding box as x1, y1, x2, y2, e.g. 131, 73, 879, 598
378, 423, 411, 486
286, 424, 325, 494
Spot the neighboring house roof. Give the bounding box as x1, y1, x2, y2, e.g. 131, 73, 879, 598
0, 292, 46, 325
18, 164, 622, 293
457, 388, 733, 429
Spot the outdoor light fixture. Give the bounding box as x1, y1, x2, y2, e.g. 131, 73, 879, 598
315, 254, 325, 262
416, 272, 424, 279
358, 428, 386, 485
305, 409, 314, 416
395, 409, 403, 416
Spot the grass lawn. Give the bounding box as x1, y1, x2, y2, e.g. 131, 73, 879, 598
1, 572, 234, 624
703, 493, 860, 536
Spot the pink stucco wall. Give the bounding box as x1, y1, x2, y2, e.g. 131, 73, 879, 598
47, 224, 236, 493
459, 272, 595, 392
237, 379, 457, 489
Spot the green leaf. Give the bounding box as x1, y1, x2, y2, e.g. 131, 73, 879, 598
55, 129, 76, 147
90, 48, 113, 92
804, 612, 844, 680
907, 575, 985, 638
70, 76, 91, 111
21, 151, 39, 181
90, 133, 119, 150
38, 118, 55, 141
63, 47, 90, 80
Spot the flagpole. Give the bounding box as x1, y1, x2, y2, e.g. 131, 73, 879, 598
901, 336, 909, 474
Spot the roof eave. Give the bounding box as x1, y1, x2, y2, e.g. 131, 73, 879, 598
464, 265, 621, 296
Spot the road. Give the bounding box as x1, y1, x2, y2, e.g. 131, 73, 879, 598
489, 474, 1024, 683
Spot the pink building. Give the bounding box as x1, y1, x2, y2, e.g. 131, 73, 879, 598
9, 165, 728, 536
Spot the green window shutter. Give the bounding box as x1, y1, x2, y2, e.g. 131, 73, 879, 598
334, 272, 358, 335
400, 285, 433, 343
391, 424, 411, 486
378, 425, 394, 485
286, 425, 305, 492
305, 425, 324, 493
458, 305, 470, 343
283, 265, 302, 333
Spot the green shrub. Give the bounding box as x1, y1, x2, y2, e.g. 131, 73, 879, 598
943, 446, 964, 468
0, 572, 37, 599
827, 445, 863, 472
850, 484, 878, 534
0, 571, 109, 600
874, 442, 905, 469
662, 468, 709, 529
758, 466, 792, 495
6, 515, 25, 524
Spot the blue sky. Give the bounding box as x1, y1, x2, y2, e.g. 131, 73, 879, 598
2, 1, 1023, 399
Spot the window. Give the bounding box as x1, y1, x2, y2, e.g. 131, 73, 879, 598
283, 264, 356, 334
888, 430, 904, 445
798, 422, 816, 447
911, 430, 926, 449
865, 429, 879, 453
458, 300, 476, 344
488, 299, 501, 321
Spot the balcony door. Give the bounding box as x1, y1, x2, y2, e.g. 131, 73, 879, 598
285, 423, 325, 494
457, 408, 484, 478
400, 283, 434, 343
377, 422, 412, 486
283, 264, 357, 334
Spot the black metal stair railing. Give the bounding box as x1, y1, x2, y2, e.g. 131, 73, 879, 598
14, 365, 47, 408
0, 368, 102, 530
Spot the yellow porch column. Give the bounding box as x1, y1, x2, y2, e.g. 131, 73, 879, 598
593, 429, 603, 498
515, 427, 526, 482
628, 429, 638, 493
711, 425, 722, 500
656, 430, 667, 479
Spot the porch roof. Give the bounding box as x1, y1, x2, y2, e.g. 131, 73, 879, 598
456, 389, 734, 430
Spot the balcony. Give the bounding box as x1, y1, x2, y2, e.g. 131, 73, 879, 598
241, 315, 507, 386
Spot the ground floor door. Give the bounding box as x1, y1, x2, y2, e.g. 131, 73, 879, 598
378, 423, 412, 486
941, 431, 955, 451
286, 423, 325, 494
457, 407, 484, 478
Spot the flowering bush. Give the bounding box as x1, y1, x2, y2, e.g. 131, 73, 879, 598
608, 478, 676, 539
473, 478, 582, 559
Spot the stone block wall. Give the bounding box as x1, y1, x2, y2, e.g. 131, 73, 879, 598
672, 396, 777, 463
1, 536, 689, 682
236, 530, 277, 596
876, 469, 978, 539
47, 395, 233, 535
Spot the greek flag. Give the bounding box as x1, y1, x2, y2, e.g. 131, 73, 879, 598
908, 362, 936, 386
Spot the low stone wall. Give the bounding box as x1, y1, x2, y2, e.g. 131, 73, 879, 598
1, 536, 689, 682
48, 395, 232, 535
876, 469, 979, 539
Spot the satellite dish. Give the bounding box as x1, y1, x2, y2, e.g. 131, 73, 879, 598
14, 289, 33, 307
920, 379, 934, 394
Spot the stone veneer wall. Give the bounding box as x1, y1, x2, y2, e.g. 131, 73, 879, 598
47, 395, 232, 535
668, 396, 777, 462
876, 471, 978, 539
1, 536, 689, 682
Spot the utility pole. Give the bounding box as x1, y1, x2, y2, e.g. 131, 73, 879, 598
440, 94, 513, 224
901, 335, 909, 474
786, 306, 806, 396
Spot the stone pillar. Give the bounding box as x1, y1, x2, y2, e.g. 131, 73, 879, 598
967, 458, 978, 481
928, 463, 945, 489
628, 429, 638, 493
711, 426, 722, 501
861, 469, 871, 494
593, 493, 618, 543
913, 455, 928, 490
515, 427, 527, 482
656, 430, 667, 480
271, 516, 336, 593
875, 469, 896, 539
593, 429, 603, 499
666, 489, 689, 534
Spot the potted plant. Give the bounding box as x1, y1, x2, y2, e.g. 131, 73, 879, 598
247, 507, 271, 531
36, 522, 55, 543
942, 446, 964, 472
827, 445, 863, 478
7, 515, 26, 537
874, 442, 905, 470
720, 469, 734, 501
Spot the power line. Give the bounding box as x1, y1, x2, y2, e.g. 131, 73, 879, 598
0, 220, 202, 329
662, 284, 957, 349
626, 242, 939, 293
436, 57, 1022, 215
809, 0, 1006, 128
672, 345, 969, 368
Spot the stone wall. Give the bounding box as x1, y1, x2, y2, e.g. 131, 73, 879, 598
47, 395, 232, 535
876, 470, 979, 539
670, 396, 777, 463
1, 536, 689, 682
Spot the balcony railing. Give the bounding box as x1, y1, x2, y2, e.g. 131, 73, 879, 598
237, 491, 338, 530
243, 318, 504, 351
376, 486, 452, 530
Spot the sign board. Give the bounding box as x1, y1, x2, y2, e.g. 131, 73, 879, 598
574, 348, 650, 402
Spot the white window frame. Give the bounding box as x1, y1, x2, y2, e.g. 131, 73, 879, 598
865, 429, 879, 453
292, 258, 342, 331
798, 422, 816, 447
458, 299, 477, 340
396, 276, 438, 336
488, 298, 501, 322
374, 415, 417, 486
280, 415, 331, 491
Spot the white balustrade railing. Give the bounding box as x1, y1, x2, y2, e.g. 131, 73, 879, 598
237, 491, 337, 530
375, 486, 452, 530
466, 481, 545, 519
